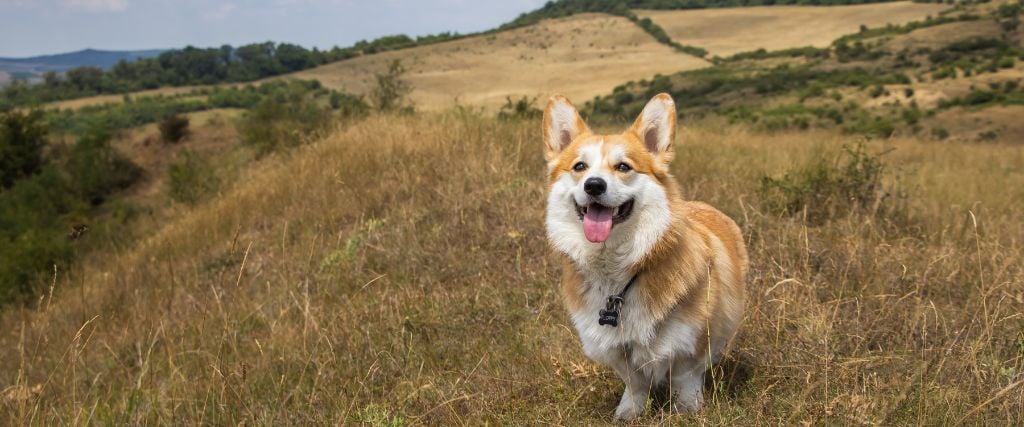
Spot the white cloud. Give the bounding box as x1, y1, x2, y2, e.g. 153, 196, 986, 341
66, 0, 128, 12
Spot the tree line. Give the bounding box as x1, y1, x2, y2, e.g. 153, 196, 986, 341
0, 32, 461, 109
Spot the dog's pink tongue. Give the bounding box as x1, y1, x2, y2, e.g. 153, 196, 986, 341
583, 205, 614, 243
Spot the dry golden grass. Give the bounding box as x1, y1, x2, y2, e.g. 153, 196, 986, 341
637, 2, 949, 57
288, 14, 708, 111
884, 19, 1004, 52
1, 112, 1022, 424
109, 108, 244, 203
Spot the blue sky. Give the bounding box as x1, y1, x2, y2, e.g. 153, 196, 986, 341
0, 0, 547, 57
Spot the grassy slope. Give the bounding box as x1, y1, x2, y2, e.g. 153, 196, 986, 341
48, 3, 949, 113
287, 13, 708, 111
638, 1, 949, 56
590, 1, 1024, 143
1, 113, 1021, 423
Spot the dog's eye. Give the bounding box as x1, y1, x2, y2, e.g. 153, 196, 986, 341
616, 163, 632, 172
572, 162, 587, 172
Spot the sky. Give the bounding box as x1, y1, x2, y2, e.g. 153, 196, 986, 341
0, 0, 548, 58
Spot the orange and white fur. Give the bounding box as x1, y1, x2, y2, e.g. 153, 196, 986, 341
543, 93, 747, 420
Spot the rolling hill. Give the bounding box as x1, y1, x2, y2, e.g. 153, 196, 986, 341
0, 48, 165, 85
291, 13, 708, 111
2, 0, 1023, 424
636, 2, 948, 57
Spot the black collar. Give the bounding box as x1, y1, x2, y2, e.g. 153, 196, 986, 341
597, 273, 639, 328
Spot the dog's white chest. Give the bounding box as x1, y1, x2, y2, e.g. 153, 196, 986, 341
569, 276, 702, 370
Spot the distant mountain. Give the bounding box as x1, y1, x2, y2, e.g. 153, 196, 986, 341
0, 48, 166, 84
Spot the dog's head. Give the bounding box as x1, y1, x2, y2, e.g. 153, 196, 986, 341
543, 93, 677, 250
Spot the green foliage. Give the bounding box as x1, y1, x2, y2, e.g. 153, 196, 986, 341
832, 13, 980, 47
329, 90, 370, 118
46, 96, 208, 135
370, 60, 413, 112
64, 128, 141, 205
0, 110, 48, 188
497, 96, 543, 120
0, 33, 464, 108
937, 83, 1024, 109
586, 63, 912, 122
759, 142, 891, 225
167, 150, 219, 204
0, 123, 140, 304
728, 46, 830, 61
843, 114, 897, 138
45, 79, 348, 137
158, 114, 190, 143
239, 80, 333, 154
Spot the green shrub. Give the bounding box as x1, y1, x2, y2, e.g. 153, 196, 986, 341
167, 150, 220, 204
159, 114, 190, 143
0, 110, 48, 189
843, 115, 896, 138
370, 59, 413, 112
64, 128, 141, 205
758, 143, 891, 225
329, 90, 370, 118
497, 96, 542, 120
239, 81, 332, 154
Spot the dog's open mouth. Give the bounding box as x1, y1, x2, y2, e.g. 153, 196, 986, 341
574, 199, 634, 243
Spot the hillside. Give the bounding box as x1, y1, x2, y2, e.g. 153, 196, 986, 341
2, 1, 1023, 423
1, 113, 1021, 423
588, 1, 1024, 143
637, 2, 948, 56
291, 13, 708, 111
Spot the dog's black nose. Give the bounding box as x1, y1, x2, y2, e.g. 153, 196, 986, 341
584, 177, 606, 196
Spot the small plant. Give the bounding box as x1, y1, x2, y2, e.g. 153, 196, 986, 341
329, 90, 370, 118
759, 142, 892, 224
370, 59, 413, 112
158, 114, 190, 144
239, 81, 332, 154
167, 150, 219, 204
497, 96, 542, 120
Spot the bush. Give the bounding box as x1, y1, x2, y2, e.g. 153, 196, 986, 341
0, 110, 48, 189
370, 59, 413, 112
64, 127, 141, 205
759, 143, 892, 225
497, 96, 542, 120
159, 114, 190, 143
329, 90, 370, 118
167, 150, 219, 204
239, 81, 332, 154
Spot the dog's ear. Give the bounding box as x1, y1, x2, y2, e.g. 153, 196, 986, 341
543, 95, 588, 159
630, 93, 676, 162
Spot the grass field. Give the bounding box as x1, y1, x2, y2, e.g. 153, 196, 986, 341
638, 2, 949, 57
288, 13, 708, 111
1, 112, 1021, 424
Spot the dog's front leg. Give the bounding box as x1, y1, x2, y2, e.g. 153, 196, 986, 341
608, 355, 652, 421
670, 355, 707, 412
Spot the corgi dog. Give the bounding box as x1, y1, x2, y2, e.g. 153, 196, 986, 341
542, 93, 747, 420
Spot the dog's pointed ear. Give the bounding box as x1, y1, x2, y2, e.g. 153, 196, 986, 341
630, 93, 676, 161
543, 95, 589, 159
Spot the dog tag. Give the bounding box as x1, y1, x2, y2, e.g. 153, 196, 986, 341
598, 295, 623, 327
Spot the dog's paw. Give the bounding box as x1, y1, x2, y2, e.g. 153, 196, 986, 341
613, 401, 644, 422
672, 392, 705, 413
